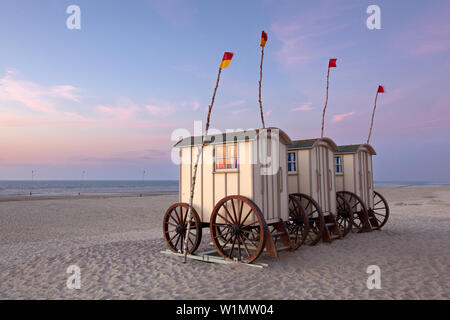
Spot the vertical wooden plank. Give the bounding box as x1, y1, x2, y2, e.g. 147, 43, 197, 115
179, 149, 182, 203
368, 154, 374, 209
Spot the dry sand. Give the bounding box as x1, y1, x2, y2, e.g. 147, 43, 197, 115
0, 187, 449, 299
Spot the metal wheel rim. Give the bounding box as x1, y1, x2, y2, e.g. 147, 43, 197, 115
372, 191, 390, 228
289, 193, 324, 246
287, 195, 309, 250
337, 191, 370, 233
210, 195, 266, 264
163, 203, 202, 254
335, 192, 353, 236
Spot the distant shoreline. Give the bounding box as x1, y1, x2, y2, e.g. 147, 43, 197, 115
0, 192, 178, 202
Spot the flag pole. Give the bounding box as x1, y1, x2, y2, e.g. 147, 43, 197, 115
182, 67, 223, 263
258, 45, 266, 128
367, 91, 379, 144
321, 67, 331, 138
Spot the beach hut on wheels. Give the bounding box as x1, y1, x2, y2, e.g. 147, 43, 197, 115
335, 144, 389, 231
163, 128, 310, 264
286, 137, 352, 244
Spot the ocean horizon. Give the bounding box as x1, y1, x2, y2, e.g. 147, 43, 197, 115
0, 179, 449, 196
0, 180, 179, 196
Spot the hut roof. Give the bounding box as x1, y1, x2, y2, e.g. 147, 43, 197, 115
174, 127, 292, 147
288, 137, 338, 152
336, 144, 376, 155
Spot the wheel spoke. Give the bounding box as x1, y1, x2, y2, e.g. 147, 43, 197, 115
216, 212, 233, 225
228, 236, 237, 258
238, 199, 244, 224
188, 235, 195, 247
240, 234, 251, 258
240, 208, 253, 226
241, 233, 259, 249
170, 211, 180, 224
174, 234, 182, 250
241, 220, 260, 229
231, 198, 238, 224
304, 200, 311, 211
166, 221, 178, 227
215, 230, 233, 238
374, 199, 383, 206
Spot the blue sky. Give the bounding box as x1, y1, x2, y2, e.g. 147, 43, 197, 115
0, 0, 449, 180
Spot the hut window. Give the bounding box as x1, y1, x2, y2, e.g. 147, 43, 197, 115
215, 144, 237, 170
288, 152, 296, 172
335, 156, 343, 173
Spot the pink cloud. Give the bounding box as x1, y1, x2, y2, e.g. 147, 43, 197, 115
97, 104, 138, 118
147, 0, 198, 27
270, 3, 356, 69
332, 112, 355, 123
220, 100, 246, 109
192, 100, 200, 110
231, 108, 248, 115
146, 104, 175, 116
392, 4, 450, 58
291, 102, 314, 111
0, 70, 80, 113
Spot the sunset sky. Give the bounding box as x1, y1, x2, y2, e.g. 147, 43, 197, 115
0, 0, 449, 181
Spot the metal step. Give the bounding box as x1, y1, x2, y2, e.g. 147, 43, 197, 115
271, 231, 285, 237
325, 222, 336, 228
276, 245, 291, 252
330, 234, 341, 240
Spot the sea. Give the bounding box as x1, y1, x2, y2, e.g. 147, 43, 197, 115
0, 180, 448, 196
0, 180, 179, 196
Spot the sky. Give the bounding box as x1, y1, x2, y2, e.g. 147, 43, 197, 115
0, 0, 449, 181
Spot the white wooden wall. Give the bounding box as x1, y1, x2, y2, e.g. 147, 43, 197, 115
179, 138, 289, 224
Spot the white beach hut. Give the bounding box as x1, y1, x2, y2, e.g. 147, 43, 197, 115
286, 138, 345, 244
163, 128, 309, 263
335, 144, 389, 230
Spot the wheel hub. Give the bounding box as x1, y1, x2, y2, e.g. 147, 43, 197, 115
230, 224, 241, 236
176, 225, 186, 234
338, 210, 350, 218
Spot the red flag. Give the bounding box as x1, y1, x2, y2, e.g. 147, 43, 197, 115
328, 58, 337, 68
377, 85, 385, 93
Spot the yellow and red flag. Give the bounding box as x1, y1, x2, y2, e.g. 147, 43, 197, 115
219, 52, 234, 69
260, 30, 268, 47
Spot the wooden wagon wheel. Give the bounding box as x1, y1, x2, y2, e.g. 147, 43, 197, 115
210, 195, 267, 264
336, 191, 370, 233
163, 203, 202, 254
287, 195, 309, 250
335, 192, 353, 236
289, 193, 324, 246
370, 191, 390, 228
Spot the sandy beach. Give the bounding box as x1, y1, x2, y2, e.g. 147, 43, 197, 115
0, 187, 449, 299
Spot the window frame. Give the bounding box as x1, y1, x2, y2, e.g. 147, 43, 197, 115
335, 155, 343, 174
214, 143, 239, 172
287, 151, 297, 174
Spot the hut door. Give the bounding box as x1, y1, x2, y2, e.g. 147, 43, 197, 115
315, 145, 332, 214
358, 151, 370, 206
367, 155, 374, 209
